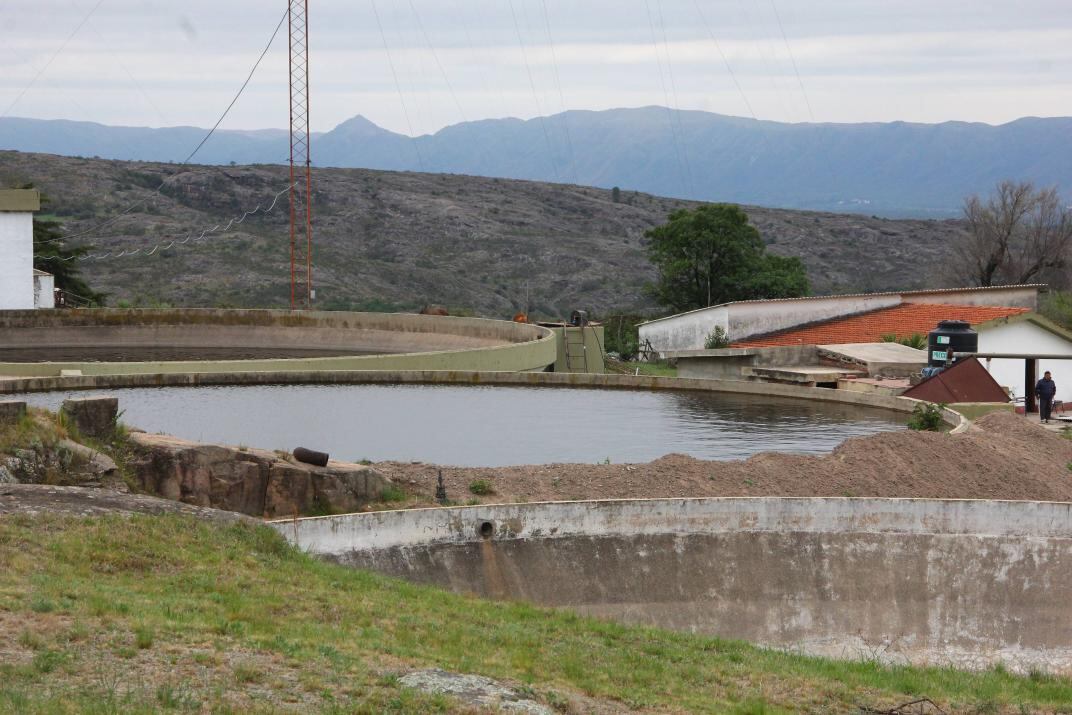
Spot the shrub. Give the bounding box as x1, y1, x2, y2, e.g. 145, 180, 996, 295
907, 402, 945, 431
468, 479, 494, 496
704, 326, 730, 349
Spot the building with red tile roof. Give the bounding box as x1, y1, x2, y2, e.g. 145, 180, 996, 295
732, 303, 1030, 348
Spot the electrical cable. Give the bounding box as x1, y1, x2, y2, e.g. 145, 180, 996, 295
654, 0, 695, 195
1, 0, 106, 119
538, 0, 579, 185
507, 0, 561, 183
37, 5, 289, 247
371, 0, 426, 171
406, 0, 467, 123
36, 183, 294, 262
691, 0, 759, 121
769, 0, 815, 122
643, 0, 690, 197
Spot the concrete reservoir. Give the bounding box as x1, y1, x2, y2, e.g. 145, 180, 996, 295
273, 497, 1072, 675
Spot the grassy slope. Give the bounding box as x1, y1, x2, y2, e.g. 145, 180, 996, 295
0, 516, 1069, 714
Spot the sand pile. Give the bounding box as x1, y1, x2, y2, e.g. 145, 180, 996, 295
379, 411, 1072, 505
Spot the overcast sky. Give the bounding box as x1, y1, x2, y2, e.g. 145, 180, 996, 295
3, 0, 1071, 135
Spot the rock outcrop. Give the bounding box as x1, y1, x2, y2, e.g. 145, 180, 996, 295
128, 433, 390, 518
61, 396, 119, 439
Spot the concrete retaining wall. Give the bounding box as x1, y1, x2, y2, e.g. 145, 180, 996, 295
272, 497, 1072, 673
0, 309, 556, 376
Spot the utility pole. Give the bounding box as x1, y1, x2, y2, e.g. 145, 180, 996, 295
288, 0, 313, 309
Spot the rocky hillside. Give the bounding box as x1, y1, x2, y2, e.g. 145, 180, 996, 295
3, 150, 966, 318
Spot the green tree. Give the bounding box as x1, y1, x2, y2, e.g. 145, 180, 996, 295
645, 203, 808, 312
30, 193, 106, 306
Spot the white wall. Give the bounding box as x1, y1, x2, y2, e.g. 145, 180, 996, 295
980, 321, 1072, 403
639, 293, 899, 355
33, 273, 55, 309
0, 212, 34, 309
902, 286, 1038, 310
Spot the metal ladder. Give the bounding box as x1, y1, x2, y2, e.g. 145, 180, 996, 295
563, 327, 589, 373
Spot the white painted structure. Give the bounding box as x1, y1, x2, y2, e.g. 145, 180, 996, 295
33, 269, 55, 309
639, 285, 1042, 355
0, 190, 41, 310
979, 315, 1072, 403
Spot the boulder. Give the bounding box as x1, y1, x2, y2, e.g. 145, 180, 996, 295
129, 433, 390, 518
61, 396, 119, 439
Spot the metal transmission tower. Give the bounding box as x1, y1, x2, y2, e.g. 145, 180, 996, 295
288, 0, 313, 309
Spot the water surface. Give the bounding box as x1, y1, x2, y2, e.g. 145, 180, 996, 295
26, 384, 905, 467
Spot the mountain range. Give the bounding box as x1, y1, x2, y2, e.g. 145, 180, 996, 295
3, 107, 1070, 217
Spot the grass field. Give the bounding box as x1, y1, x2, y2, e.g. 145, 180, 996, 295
0, 515, 1070, 714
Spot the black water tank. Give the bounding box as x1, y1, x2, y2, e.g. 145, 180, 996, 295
927, 320, 978, 368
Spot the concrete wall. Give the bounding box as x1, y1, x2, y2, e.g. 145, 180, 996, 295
640, 295, 900, 354
901, 285, 1039, 310
549, 325, 606, 373
272, 497, 1072, 674
33, 273, 54, 309
0, 213, 34, 310
0, 309, 557, 376
671, 346, 821, 380
980, 320, 1072, 402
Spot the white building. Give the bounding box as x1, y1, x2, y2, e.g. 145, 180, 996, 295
33, 269, 55, 309
978, 313, 1072, 403
638, 284, 1042, 354
0, 189, 41, 310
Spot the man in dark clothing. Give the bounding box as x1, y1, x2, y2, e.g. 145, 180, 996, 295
1035, 371, 1057, 423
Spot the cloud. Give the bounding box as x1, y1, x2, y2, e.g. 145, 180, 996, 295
1, 0, 1070, 133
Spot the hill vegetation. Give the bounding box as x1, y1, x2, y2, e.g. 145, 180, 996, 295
1, 151, 967, 318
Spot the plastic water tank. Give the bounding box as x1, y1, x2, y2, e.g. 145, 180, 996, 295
927, 320, 978, 368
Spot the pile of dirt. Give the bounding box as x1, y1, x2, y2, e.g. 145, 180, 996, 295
379, 412, 1072, 506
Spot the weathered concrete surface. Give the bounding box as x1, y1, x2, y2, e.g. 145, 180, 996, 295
0, 309, 556, 376
272, 498, 1072, 674
130, 433, 390, 518
61, 396, 118, 438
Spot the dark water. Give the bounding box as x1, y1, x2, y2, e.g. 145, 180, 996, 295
0, 347, 378, 362
25, 384, 906, 467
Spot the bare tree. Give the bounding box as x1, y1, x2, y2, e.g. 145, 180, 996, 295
952, 180, 1072, 288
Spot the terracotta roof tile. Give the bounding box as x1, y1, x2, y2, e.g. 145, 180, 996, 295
731, 303, 1029, 348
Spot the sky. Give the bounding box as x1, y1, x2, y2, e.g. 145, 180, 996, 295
2, 0, 1072, 135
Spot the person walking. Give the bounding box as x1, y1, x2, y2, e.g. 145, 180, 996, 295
1035, 370, 1057, 423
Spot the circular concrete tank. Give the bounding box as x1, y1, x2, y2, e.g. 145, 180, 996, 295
273, 497, 1072, 674
0, 308, 556, 375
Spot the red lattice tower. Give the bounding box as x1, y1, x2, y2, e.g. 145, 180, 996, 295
288, 0, 313, 309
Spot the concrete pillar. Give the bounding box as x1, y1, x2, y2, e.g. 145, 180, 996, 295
0, 189, 41, 310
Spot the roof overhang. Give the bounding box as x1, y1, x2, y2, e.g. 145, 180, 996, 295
0, 189, 41, 212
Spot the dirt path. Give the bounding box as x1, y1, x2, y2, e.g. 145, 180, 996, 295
377, 412, 1072, 507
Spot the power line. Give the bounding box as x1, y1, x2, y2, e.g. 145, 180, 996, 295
1, 0, 105, 119
539, 0, 579, 185
37, 183, 294, 262
371, 0, 426, 171
769, 0, 815, 122
654, 0, 695, 195
507, 0, 561, 183
691, 0, 759, 121
39, 5, 289, 247
643, 0, 690, 197
406, 0, 467, 123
